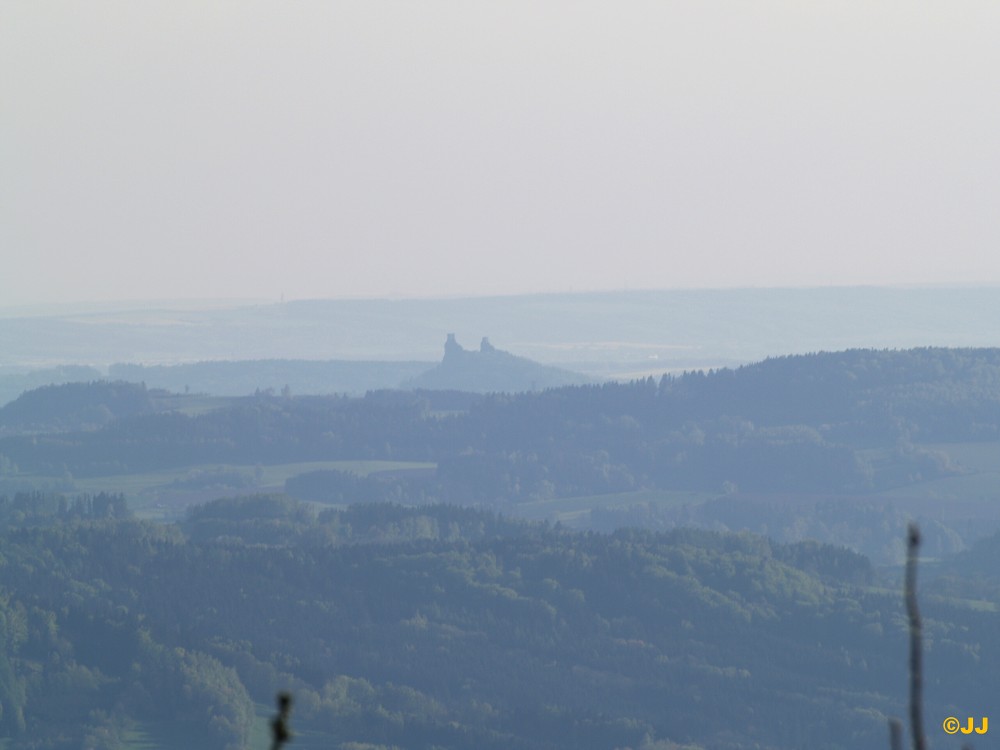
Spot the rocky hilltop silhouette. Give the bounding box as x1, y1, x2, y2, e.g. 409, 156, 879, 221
404, 335, 587, 393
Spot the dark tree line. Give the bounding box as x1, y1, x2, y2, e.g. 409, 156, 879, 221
6, 348, 998, 502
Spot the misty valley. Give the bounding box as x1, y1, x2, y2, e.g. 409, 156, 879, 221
1, 347, 1000, 748
10, 0, 1000, 745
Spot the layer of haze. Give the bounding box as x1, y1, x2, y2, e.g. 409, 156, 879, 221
4, 2, 1000, 307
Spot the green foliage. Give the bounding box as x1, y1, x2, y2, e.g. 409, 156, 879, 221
5, 349, 1000, 747
0, 496, 982, 749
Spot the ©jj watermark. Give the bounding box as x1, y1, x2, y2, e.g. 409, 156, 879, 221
942, 716, 987, 735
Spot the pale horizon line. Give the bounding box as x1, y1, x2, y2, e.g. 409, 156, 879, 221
2, 281, 1000, 320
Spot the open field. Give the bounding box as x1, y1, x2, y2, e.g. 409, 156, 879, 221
872, 442, 1000, 509
148, 392, 233, 416
24, 460, 436, 520
7, 442, 1000, 555
503, 442, 1000, 530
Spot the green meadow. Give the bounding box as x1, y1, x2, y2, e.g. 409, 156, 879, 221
30, 460, 436, 520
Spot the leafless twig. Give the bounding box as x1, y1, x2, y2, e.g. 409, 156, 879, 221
905, 523, 926, 750
888, 716, 903, 750
270, 691, 293, 750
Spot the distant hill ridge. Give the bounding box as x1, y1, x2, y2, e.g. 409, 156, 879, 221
403, 334, 588, 393
107, 359, 430, 399
0, 343, 588, 407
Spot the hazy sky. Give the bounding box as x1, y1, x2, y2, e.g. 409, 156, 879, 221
4, 2, 1000, 307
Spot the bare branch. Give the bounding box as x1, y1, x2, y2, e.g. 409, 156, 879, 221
905, 523, 926, 750
889, 717, 903, 750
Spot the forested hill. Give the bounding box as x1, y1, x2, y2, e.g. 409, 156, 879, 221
0, 493, 984, 750
0, 380, 156, 435
660, 347, 1000, 438
403, 334, 587, 392
1, 347, 997, 495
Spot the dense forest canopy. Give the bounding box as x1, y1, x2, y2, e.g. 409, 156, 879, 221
0, 493, 989, 750
2, 348, 1000, 747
